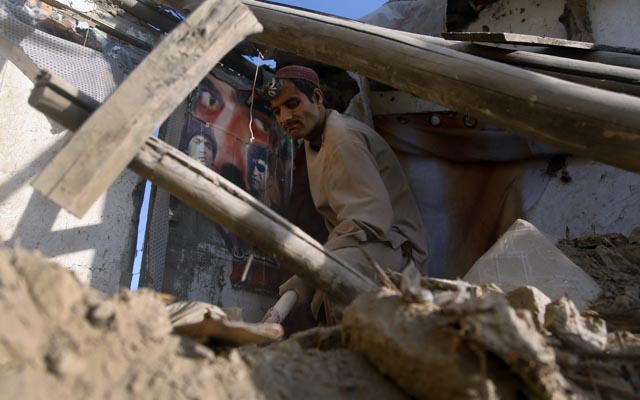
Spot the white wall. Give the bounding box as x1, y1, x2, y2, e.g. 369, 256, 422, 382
0, 58, 143, 293
465, 0, 640, 241
467, 0, 566, 38
588, 0, 640, 48
526, 159, 640, 240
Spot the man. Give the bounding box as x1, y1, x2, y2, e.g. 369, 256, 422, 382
185, 125, 216, 169
247, 143, 270, 200
267, 65, 428, 320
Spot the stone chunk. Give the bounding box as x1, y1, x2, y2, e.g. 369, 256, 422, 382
464, 219, 601, 310
544, 297, 608, 353
342, 289, 509, 399
343, 289, 572, 399
506, 286, 551, 331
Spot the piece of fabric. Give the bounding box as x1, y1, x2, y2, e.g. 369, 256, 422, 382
305, 110, 428, 271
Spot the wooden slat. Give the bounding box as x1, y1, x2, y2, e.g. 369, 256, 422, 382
238, 0, 640, 172
442, 32, 640, 56
32, 0, 262, 217
29, 74, 377, 305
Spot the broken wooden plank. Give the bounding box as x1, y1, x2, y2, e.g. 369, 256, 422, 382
28, 71, 100, 131
442, 32, 640, 56
239, 0, 640, 172
32, 0, 262, 217
29, 71, 377, 306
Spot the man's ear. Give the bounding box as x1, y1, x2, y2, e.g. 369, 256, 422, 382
312, 88, 323, 104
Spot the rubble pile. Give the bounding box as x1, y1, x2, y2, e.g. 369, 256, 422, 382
0, 246, 407, 399
1, 245, 639, 399
558, 228, 640, 332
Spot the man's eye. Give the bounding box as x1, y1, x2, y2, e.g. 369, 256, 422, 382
272, 108, 280, 116
286, 100, 300, 109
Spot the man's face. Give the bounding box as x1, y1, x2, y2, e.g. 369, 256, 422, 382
250, 158, 268, 195
188, 135, 214, 167
270, 80, 323, 141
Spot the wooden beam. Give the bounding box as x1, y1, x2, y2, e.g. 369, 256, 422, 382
443, 42, 640, 87
130, 1, 640, 85
537, 48, 640, 70
28, 72, 377, 306
402, 32, 640, 93
239, 0, 640, 172
132, 137, 376, 305
442, 32, 640, 56
33, 0, 263, 217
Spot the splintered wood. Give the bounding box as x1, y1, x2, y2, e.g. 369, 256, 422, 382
32, 0, 262, 217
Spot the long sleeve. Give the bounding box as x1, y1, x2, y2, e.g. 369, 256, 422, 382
305, 110, 427, 268
320, 138, 394, 251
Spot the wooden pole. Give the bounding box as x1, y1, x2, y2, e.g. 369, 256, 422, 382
240, 0, 640, 172
131, 137, 377, 305
28, 71, 377, 306
442, 42, 640, 86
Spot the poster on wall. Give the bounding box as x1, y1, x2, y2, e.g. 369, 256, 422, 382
176, 71, 293, 297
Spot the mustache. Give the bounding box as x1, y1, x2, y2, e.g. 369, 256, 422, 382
283, 120, 300, 130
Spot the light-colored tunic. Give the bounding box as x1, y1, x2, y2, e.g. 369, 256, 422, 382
305, 110, 428, 274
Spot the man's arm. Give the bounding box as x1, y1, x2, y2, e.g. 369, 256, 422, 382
322, 138, 394, 251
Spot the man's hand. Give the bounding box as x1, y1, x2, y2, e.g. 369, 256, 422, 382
279, 275, 313, 306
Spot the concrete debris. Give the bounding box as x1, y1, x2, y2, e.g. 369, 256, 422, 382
465, 219, 602, 310
506, 285, 552, 331
400, 262, 434, 303
449, 293, 572, 399
545, 297, 608, 353
558, 230, 640, 332
343, 288, 574, 399
241, 329, 408, 400
0, 246, 401, 399
343, 288, 520, 399
2, 244, 639, 399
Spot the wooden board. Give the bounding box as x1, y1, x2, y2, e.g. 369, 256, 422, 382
33, 0, 262, 217
442, 32, 640, 56
238, 0, 640, 172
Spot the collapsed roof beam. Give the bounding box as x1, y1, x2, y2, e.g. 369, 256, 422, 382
240, 0, 640, 172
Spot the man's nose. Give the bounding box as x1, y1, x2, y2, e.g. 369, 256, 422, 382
280, 107, 293, 122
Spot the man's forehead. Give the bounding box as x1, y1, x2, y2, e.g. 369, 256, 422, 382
270, 80, 303, 107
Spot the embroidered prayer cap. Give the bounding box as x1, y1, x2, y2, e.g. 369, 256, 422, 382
275, 65, 320, 88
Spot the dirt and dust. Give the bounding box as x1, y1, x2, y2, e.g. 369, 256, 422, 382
2, 241, 639, 399
0, 246, 405, 399
558, 228, 640, 332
